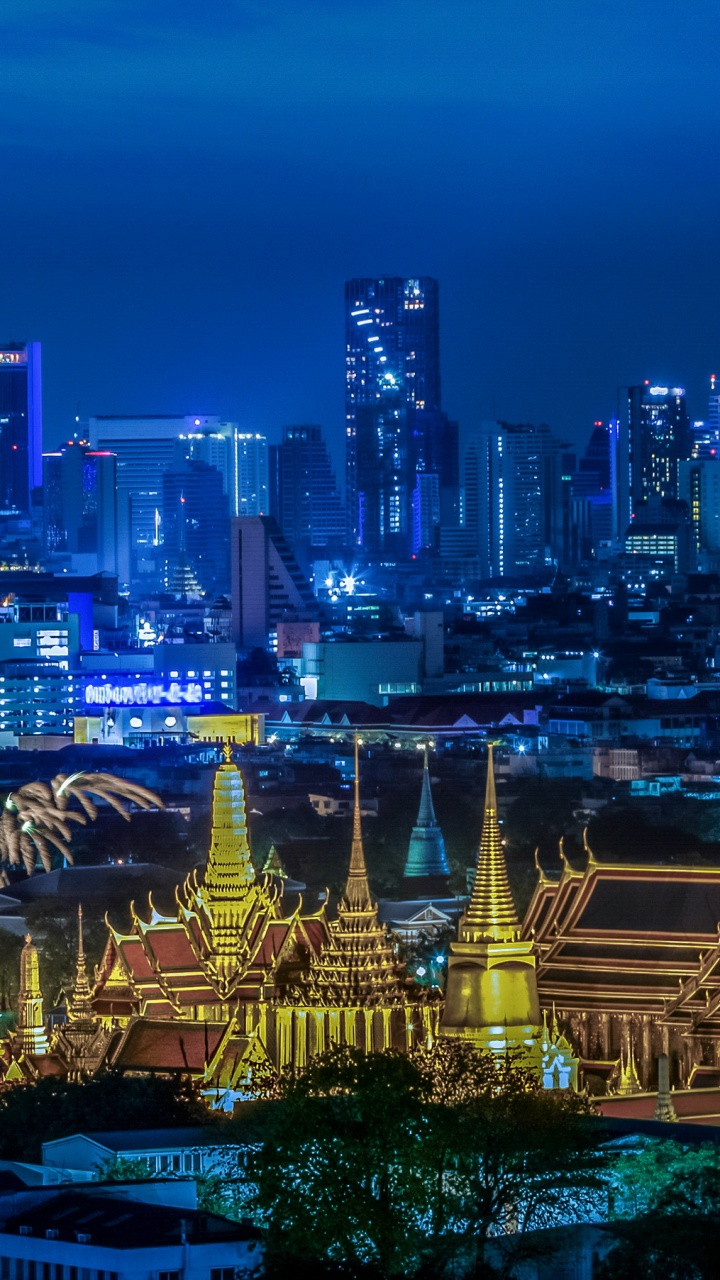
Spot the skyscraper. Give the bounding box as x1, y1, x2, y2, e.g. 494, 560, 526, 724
270, 424, 345, 561
234, 433, 269, 517
88, 414, 236, 585
345, 277, 453, 556
43, 442, 118, 574
0, 342, 42, 514
626, 383, 690, 511
162, 459, 230, 596
230, 516, 317, 650
464, 422, 569, 577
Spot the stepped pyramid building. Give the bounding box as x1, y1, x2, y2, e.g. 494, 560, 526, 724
441, 746, 577, 1088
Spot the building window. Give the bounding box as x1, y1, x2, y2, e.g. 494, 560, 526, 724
210, 1271, 238, 1280
158, 1272, 181, 1280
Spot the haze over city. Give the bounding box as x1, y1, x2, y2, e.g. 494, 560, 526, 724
4, 0, 720, 455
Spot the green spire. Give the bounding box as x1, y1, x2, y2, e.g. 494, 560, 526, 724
403, 748, 449, 882
461, 744, 520, 942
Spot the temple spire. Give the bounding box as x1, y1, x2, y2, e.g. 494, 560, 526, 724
340, 737, 374, 913
461, 744, 520, 942
204, 750, 255, 896
69, 904, 94, 1020
402, 747, 450, 887
17, 935, 49, 1055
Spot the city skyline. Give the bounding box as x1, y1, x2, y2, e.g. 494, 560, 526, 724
3, 2, 720, 456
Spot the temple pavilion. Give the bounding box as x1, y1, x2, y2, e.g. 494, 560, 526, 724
525, 835, 720, 1090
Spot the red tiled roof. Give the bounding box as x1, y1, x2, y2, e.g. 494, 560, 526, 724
144, 927, 199, 971
112, 1019, 227, 1072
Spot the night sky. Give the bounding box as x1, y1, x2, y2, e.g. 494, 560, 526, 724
3, 1, 720, 464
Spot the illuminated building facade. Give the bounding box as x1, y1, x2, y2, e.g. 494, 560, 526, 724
345, 277, 455, 556
0, 342, 42, 515
235, 433, 269, 517
627, 383, 690, 509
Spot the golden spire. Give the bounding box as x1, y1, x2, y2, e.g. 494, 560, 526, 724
69, 904, 94, 1021
340, 736, 374, 913
204, 752, 255, 895
17, 934, 49, 1055
461, 744, 520, 942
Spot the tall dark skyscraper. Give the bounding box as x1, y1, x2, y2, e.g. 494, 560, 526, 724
43, 441, 118, 574
269, 424, 345, 563
345, 277, 454, 556
162, 459, 230, 596
0, 342, 42, 514
627, 383, 690, 511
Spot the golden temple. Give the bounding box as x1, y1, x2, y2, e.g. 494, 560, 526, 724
11, 740, 720, 1102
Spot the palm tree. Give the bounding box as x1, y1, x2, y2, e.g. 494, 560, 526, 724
0, 773, 163, 876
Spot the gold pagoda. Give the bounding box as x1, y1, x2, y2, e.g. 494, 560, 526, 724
441, 746, 578, 1088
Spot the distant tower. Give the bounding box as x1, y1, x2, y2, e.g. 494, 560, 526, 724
402, 750, 450, 896
17, 935, 49, 1055
269, 424, 346, 561
0, 341, 42, 514
440, 747, 578, 1087
345, 277, 453, 555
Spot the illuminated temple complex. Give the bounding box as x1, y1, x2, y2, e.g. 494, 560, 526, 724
8, 741, 720, 1104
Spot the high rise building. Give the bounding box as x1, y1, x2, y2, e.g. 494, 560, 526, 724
162, 459, 230, 596
43, 442, 118, 574
345, 277, 454, 556
234, 433, 269, 517
464, 423, 568, 577
88, 415, 236, 584
626, 383, 691, 512
0, 342, 42, 514
269, 424, 345, 560
230, 515, 317, 650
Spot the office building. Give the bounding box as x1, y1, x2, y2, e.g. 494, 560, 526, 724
162, 459, 230, 596
464, 423, 568, 577
345, 277, 453, 555
230, 515, 317, 650
88, 414, 234, 584
235, 432, 269, 517
679, 457, 720, 555
43, 441, 118, 574
626, 383, 691, 512
412, 472, 440, 553
270, 424, 345, 559
0, 341, 42, 514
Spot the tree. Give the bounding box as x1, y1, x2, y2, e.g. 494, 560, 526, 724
0, 1073, 209, 1162
597, 1139, 720, 1280
245, 1043, 606, 1279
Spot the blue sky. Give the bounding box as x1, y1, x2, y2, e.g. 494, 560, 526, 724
2, 0, 720, 462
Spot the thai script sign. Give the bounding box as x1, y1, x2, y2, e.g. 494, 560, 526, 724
85, 680, 203, 707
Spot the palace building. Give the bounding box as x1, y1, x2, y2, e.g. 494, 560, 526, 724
525, 836, 720, 1091
0, 743, 436, 1100
17, 741, 720, 1105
